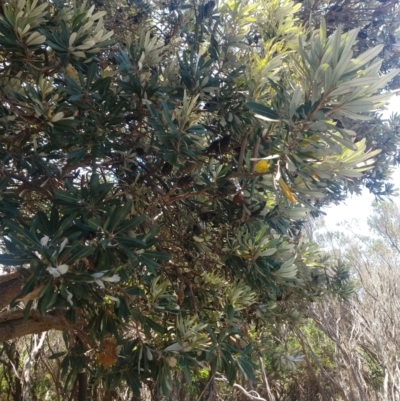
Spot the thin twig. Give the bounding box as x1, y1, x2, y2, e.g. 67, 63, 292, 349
251, 137, 261, 171
196, 375, 214, 401
215, 374, 267, 401
258, 356, 275, 401
238, 133, 248, 173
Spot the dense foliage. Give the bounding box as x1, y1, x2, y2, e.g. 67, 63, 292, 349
0, 0, 399, 399
296, 0, 400, 199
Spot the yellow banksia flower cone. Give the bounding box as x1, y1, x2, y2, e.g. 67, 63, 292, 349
65, 63, 79, 82
98, 336, 118, 367
255, 160, 270, 173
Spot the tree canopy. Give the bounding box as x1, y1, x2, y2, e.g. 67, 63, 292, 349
0, 0, 399, 399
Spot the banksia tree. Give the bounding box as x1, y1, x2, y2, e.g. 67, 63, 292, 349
0, 0, 398, 398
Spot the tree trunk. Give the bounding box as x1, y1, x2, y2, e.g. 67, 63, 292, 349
104, 390, 113, 401
22, 333, 46, 401
13, 378, 22, 401
4, 344, 23, 401
77, 371, 88, 401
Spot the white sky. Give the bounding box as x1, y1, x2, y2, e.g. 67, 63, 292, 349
322, 95, 400, 232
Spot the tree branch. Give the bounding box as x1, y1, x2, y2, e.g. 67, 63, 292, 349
0, 309, 66, 343
258, 356, 275, 401
238, 133, 248, 173
215, 374, 267, 401
22, 332, 46, 401
0, 272, 23, 310
233, 384, 266, 401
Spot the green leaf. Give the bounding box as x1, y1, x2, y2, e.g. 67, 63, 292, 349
49, 352, 67, 360
0, 254, 33, 265
124, 369, 141, 396
87, 218, 103, 230
54, 190, 80, 205
0, 177, 10, 192
137, 255, 160, 274
108, 201, 132, 233
4, 220, 39, 250
38, 282, 56, 314
331, 134, 357, 151
68, 148, 87, 164
114, 215, 146, 235
126, 286, 146, 298
23, 300, 34, 321
115, 236, 147, 248
64, 245, 94, 264
345, 44, 384, 74
59, 213, 78, 233
86, 62, 98, 85
245, 102, 279, 120
142, 251, 171, 261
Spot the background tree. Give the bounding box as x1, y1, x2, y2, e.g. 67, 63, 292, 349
0, 0, 399, 399
305, 202, 400, 401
